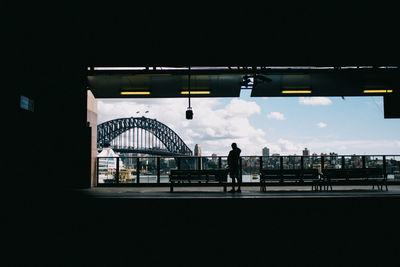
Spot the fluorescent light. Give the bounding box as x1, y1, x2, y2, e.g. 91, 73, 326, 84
120, 91, 151, 95
363, 89, 393, 94
180, 91, 211, 95
282, 90, 312, 94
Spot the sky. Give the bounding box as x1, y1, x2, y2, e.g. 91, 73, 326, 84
97, 91, 400, 156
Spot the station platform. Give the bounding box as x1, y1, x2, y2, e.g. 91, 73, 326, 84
82, 185, 400, 199
8, 185, 400, 266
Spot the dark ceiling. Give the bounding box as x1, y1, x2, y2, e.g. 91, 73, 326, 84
8, 3, 399, 117
87, 67, 399, 98
7, 3, 400, 68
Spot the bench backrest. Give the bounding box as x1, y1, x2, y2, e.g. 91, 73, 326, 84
260, 169, 319, 180
170, 169, 229, 182
322, 168, 384, 178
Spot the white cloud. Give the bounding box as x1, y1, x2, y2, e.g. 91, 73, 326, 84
96, 98, 400, 156
97, 98, 267, 155
299, 97, 332, 106
277, 138, 304, 154
317, 122, 327, 128
267, 112, 286, 120
267, 138, 400, 155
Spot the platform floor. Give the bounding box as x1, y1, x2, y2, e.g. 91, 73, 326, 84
82, 185, 400, 199
8, 185, 400, 266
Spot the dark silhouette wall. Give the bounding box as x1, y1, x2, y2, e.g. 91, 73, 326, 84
14, 62, 91, 191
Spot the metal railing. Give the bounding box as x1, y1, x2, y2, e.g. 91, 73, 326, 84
96, 155, 400, 185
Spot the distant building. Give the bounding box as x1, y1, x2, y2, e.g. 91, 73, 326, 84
194, 144, 202, 169
97, 147, 123, 183
272, 153, 280, 156
194, 144, 201, 156
302, 148, 310, 156
262, 147, 270, 156
211, 153, 218, 161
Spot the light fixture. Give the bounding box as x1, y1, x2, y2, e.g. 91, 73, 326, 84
282, 86, 312, 94
180, 90, 210, 95
363, 89, 393, 94
185, 66, 194, 120
120, 91, 151, 95
282, 90, 312, 94
120, 88, 151, 95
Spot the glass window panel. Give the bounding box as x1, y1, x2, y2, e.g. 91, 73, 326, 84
118, 157, 137, 184
344, 156, 362, 168
139, 157, 157, 183
241, 156, 260, 182
262, 156, 281, 170
160, 157, 177, 183
282, 156, 301, 169
386, 156, 400, 181
97, 157, 118, 184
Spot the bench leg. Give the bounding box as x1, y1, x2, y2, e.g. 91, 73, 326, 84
170, 183, 174, 192
223, 184, 227, 192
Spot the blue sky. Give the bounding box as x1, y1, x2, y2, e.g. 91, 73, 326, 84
98, 93, 399, 156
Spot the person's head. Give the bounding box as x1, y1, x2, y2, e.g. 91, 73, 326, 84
231, 142, 237, 149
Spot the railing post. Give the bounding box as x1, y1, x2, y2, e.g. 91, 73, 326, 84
259, 156, 263, 173
177, 157, 181, 170
136, 157, 140, 183
157, 157, 161, 184
279, 156, 283, 170
198, 156, 202, 170
341, 156, 345, 169
301, 156, 304, 170
218, 157, 222, 169
362, 156, 366, 169
321, 156, 325, 172
116, 157, 120, 184
383, 155, 387, 178
96, 157, 99, 185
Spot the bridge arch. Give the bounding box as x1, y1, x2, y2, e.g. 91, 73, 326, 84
97, 117, 192, 156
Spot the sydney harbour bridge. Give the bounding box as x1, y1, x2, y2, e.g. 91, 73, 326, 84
97, 117, 193, 156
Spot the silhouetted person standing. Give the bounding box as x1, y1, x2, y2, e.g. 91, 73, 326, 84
228, 143, 241, 193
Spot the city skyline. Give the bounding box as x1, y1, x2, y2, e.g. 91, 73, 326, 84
97, 91, 400, 156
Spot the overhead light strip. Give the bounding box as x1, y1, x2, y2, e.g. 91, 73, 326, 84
363, 90, 393, 94
282, 90, 312, 94
282, 86, 312, 94
180, 91, 211, 95
120, 91, 151, 95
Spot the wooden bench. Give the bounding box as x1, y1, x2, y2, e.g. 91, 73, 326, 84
169, 169, 229, 192
260, 169, 320, 191
321, 168, 387, 191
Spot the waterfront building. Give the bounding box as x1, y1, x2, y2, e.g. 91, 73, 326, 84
303, 148, 310, 156
262, 147, 270, 156
97, 147, 121, 182
194, 144, 201, 156
97, 147, 134, 183
194, 144, 202, 169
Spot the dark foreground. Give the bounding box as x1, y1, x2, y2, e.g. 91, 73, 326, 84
4, 188, 400, 266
